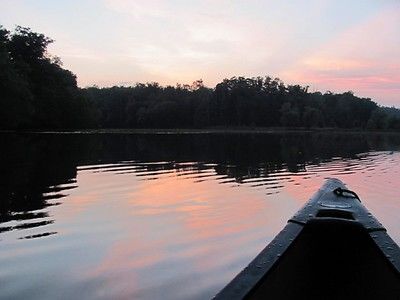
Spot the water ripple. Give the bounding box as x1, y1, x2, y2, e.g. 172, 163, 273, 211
1, 132, 400, 300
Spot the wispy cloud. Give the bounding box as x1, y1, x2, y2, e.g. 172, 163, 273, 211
283, 5, 400, 105
0, 0, 398, 105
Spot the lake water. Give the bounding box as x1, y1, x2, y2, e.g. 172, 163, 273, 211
1, 132, 400, 299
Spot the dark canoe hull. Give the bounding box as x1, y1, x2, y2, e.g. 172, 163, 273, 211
215, 178, 400, 299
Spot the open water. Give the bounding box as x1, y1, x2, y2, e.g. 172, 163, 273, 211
1, 132, 399, 299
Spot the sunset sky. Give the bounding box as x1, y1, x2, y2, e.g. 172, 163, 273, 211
1, 0, 399, 106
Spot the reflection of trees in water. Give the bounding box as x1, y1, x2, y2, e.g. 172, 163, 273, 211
0, 134, 94, 236
1, 133, 400, 236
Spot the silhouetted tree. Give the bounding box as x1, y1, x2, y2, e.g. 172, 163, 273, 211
1, 25, 399, 131
0, 25, 97, 129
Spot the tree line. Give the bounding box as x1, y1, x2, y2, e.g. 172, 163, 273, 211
1, 25, 399, 131
0, 25, 96, 129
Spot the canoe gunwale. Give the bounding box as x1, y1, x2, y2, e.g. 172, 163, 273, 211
213, 221, 304, 300
214, 178, 400, 300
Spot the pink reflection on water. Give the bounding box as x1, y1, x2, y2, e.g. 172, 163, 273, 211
48, 152, 400, 299
64, 166, 300, 298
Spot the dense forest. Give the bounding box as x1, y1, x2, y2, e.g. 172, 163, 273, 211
1, 25, 399, 131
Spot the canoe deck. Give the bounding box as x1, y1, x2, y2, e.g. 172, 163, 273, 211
215, 178, 400, 299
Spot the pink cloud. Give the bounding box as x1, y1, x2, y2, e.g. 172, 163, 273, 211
283, 7, 400, 106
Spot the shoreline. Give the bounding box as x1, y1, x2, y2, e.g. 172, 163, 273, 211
1, 127, 400, 135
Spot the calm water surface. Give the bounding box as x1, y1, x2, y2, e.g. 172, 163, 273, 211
1, 132, 400, 299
